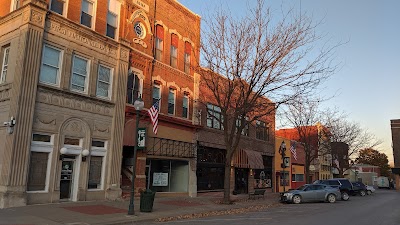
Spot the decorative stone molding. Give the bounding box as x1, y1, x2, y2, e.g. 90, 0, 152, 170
183, 37, 194, 47
155, 20, 168, 31
152, 75, 167, 86
36, 88, 114, 117
35, 115, 56, 125
167, 81, 181, 91
120, 49, 129, 61
0, 86, 11, 102
168, 29, 182, 39
45, 20, 117, 57
181, 87, 194, 96
94, 123, 110, 133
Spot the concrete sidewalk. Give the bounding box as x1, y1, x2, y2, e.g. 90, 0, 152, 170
0, 192, 281, 225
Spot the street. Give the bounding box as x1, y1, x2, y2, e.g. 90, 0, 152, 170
138, 189, 400, 225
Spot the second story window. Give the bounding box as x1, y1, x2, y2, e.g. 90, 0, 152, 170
39, 45, 62, 86
182, 93, 189, 118
155, 25, 164, 61
184, 42, 191, 74
50, 0, 65, 15
256, 120, 269, 141
207, 103, 223, 130
71, 55, 89, 93
81, 0, 94, 28
106, 0, 120, 39
127, 72, 142, 104
10, 0, 20, 11
152, 84, 161, 105
170, 34, 178, 68
0, 46, 10, 84
236, 116, 249, 136
96, 65, 112, 99
168, 88, 175, 115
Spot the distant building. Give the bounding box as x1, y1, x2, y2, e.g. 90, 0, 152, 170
331, 142, 350, 177
390, 119, 400, 190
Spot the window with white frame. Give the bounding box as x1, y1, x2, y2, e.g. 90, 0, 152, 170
96, 64, 112, 99
39, 45, 62, 86
236, 116, 249, 136
106, 0, 120, 39
81, 0, 94, 28
88, 140, 107, 190
207, 103, 223, 130
152, 84, 161, 105
182, 93, 189, 118
170, 34, 178, 68
184, 42, 191, 74
256, 120, 269, 141
50, 0, 66, 15
126, 71, 142, 104
71, 55, 89, 93
27, 133, 53, 192
155, 25, 164, 61
0, 46, 10, 84
10, 0, 20, 11
168, 88, 175, 115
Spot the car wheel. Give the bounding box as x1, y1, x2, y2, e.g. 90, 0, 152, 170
292, 195, 302, 204
360, 190, 366, 196
367, 190, 372, 195
327, 194, 336, 203
341, 192, 349, 201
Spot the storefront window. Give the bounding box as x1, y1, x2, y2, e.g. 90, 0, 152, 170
146, 159, 188, 192
253, 155, 273, 189
27, 152, 49, 191
88, 156, 103, 189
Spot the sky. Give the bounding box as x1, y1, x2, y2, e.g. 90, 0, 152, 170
179, 0, 400, 165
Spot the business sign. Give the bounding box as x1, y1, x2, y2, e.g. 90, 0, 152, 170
153, 172, 168, 186
284, 157, 290, 167
137, 128, 146, 149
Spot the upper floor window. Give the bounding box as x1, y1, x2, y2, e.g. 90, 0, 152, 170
170, 34, 178, 68
182, 93, 189, 118
81, 0, 94, 28
168, 88, 175, 115
106, 0, 120, 39
236, 116, 249, 136
152, 84, 161, 106
39, 45, 62, 86
10, 0, 20, 11
96, 65, 112, 99
256, 120, 269, 141
50, 0, 66, 15
71, 55, 89, 93
207, 103, 223, 130
0, 46, 10, 84
155, 25, 164, 61
127, 72, 142, 104
184, 42, 191, 74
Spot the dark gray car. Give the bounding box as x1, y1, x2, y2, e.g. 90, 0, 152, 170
280, 184, 341, 204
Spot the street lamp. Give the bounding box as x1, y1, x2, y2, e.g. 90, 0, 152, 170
128, 97, 144, 215
279, 141, 287, 192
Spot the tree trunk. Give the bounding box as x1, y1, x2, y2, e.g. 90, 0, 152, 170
223, 163, 231, 204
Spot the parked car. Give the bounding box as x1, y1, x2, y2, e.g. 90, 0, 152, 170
313, 178, 354, 201
352, 182, 367, 196
280, 184, 341, 204
365, 185, 376, 195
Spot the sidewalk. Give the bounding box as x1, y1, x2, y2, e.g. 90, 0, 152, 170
0, 192, 281, 225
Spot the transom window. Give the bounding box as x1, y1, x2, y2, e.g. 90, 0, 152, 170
81, 0, 94, 28
256, 120, 269, 141
39, 45, 62, 86
207, 103, 223, 130
64, 137, 80, 146
96, 65, 112, 99
71, 55, 89, 93
32, 134, 51, 143
0, 46, 10, 84
168, 88, 175, 115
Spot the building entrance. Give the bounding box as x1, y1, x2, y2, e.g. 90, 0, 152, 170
60, 158, 75, 200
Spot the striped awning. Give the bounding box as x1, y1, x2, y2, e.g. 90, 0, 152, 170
232, 149, 264, 169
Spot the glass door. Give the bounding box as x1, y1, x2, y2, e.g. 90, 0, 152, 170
60, 159, 74, 200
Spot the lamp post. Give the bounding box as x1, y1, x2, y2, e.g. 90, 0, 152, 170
279, 141, 287, 192
128, 97, 144, 215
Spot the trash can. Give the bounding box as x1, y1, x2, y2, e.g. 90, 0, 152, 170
140, 189, 155, 212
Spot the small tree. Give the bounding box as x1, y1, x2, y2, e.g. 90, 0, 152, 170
198, 0, 335, 203
357, 148, 391, 177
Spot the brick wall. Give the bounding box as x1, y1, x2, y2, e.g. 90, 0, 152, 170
391, 120, 400, 168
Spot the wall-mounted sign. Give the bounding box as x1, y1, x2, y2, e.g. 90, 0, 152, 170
153, 172, 168, 186
284, 157, 290, 167
133, 0, 149, 12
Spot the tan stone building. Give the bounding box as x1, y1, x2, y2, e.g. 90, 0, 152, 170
0, 0, 130, 208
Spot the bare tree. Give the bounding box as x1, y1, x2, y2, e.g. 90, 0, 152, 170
197, 0, 335, 203
322, 109, 382, 176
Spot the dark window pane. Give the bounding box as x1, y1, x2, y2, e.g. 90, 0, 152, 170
81, 13, 92, 27
27, 152, 48, 191
32, 134, 51, 142
106, 24, 116, 39
51, 0, 64, 15
88, 156, 103, 189
64, 138, 80, 145
92, 140, 105, 147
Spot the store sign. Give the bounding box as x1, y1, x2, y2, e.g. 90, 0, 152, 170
153, 172, 168, 186
284, 157, 290, 167
137, 128, 146, 149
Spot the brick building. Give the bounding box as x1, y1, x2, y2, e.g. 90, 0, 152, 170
390, 119, 400, 190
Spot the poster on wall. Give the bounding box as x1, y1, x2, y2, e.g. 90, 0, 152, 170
153, 172, 168, 186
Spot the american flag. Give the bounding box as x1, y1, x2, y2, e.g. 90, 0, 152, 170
148, 99, 160, 135
290, 140, 298, 161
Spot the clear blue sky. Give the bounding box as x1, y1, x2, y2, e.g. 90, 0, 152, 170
179, 0, 400, 165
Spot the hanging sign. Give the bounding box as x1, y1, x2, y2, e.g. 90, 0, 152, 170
137, 128, 146, 149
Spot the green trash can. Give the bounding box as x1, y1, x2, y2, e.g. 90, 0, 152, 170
140, 189, 156, 212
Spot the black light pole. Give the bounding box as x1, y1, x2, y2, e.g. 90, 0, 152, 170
128, 97, 144, 215
279, 141, 287, 192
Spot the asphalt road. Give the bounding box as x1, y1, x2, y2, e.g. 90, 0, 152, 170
139, 189, 400, 225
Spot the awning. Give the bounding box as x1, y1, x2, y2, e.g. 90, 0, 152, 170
232, 149, 265, 169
